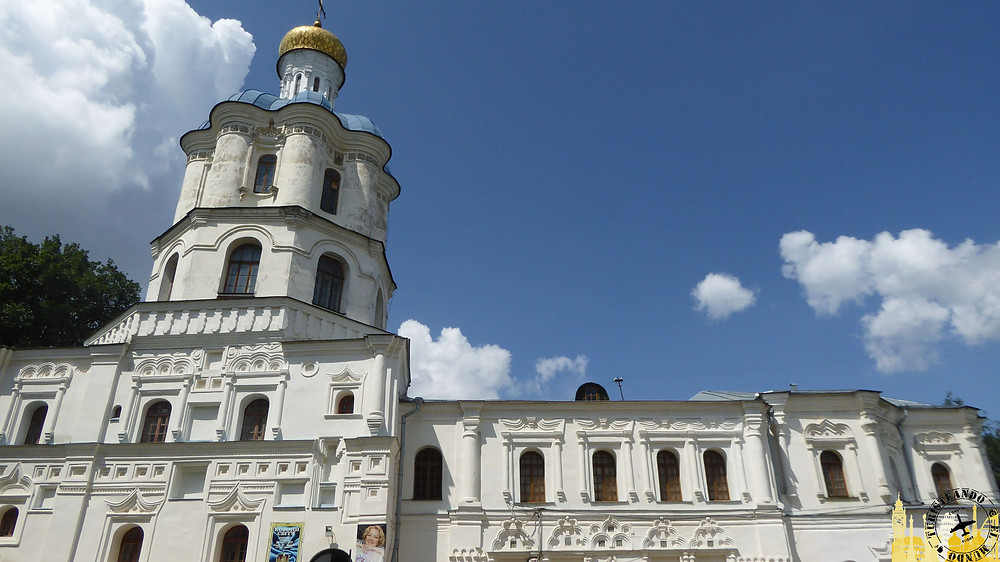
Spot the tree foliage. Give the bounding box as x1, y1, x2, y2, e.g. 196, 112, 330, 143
0, 226, 140, 348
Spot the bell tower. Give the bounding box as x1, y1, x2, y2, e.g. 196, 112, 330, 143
144, 17, 399, 331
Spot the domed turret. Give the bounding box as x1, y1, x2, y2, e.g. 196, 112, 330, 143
277, 20, 347, 103
278, 20, 348, 71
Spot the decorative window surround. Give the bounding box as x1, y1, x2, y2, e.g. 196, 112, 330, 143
575, 419, 636, 503
499, 418, 565, 503
326, 367, 364, 419
0, 363, 75, 445
803, 420, 867, 503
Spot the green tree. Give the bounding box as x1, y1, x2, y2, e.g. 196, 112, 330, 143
0, 226, 140, 348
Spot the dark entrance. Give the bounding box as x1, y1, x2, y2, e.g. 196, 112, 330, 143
309, 548, 351, 562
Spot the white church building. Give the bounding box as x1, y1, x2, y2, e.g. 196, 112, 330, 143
0, 16, 996, 562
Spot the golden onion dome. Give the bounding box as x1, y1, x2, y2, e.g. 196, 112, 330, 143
278, 20, 348, 70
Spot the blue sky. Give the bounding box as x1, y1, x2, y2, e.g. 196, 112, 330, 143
2, 1, 999, 408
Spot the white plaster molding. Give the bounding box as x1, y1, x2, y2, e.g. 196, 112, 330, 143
106, 488, 164, 514
133, 350, 203, 378
16, 363, 74, 384
207, 485, 265, 513
449, 548, 493, 562
688, 517, 735, 549
547, 517, 585, 549
0, 464, 32, 498
642, 517, 685, 549
491, 518, 535, 551
226, 343, 286, 373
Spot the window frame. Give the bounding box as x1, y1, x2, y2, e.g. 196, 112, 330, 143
220, 524, 249, 562
222, 242, 262, 295
239, 398, 269, 442
820, 450, 850, 498
22, 403, 47, 445
320, 169, 340, 215
703, 449, 730, 502
312, 254, 346, 312
253, 155, 277, 194
0, 507, 17, 537
336, 393, 354, 415
931, 462, 953, 497
592, 450, 618, 502
139, 401, 171, 444
656, 449, 682, 502
412, 447, 443, 500
518, 450, 546, 503
116, 526, 144, 562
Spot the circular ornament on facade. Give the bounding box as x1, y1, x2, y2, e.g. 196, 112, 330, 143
301, 362, 318, 377
924, 487, 999, 560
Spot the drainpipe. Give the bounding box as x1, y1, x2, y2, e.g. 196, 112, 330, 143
896, 408, 919, 502
390, 397, 423, 562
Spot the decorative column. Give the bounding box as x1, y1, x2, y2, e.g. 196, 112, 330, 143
460, 404, 482, 504
685, 439, 703, 502
860, 409, 892, 500
42, 384, 67, 444
271, 373, 287, 439
170, 379, 191, 441
623, 434, 637, 502
501, 436, 512, 503
553, 438, 566, 502
731, 437, 749, 502
118, 380, 140, 442
216, 376, 234, 441
578, 433, 590, 501
364, 352, 386, 435
742, 408, 773, 504
772, 410, 797, 500
1, 388, 21, 444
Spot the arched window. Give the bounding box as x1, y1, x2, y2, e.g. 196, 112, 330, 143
293, 74, 302, 94
0, 507, 17, 537
158, 253, 178, 301
657, 450, 682, 502
704, 450, 729, 501
22, 404, 47, 445
932, 462, 953, 497
313, 255, 345, 312
253, 155, 277, 193
320, 169, 340, 214
111, 405, 122, 420
592, 450, 617, 502
221, 524, 249, 562
140, 401, 171, 443
117, 526, 143, 562
413, 448, 443, 500
336, 393, 354, 414
239, 399, 268, 441
519, 451, 545, 503
312, 76, 321, 92
821, 450, 849, 497
223, 243, 261, 294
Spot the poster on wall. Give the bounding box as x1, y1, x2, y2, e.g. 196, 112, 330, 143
268, 522, 304, 562
355, 523, 387, 562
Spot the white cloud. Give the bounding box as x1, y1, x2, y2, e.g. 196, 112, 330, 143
529, 355, 588, 394
0, 0, 255, 282
780, 228, 1000, 372
399, 320, 513, 400
692, 273, 757, 321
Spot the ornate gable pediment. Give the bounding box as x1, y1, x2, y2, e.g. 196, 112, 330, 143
133, 350, 202, 378
547, 517, 584, 549
106, 488, 164, 514
207, 485, 264, 513
491, 518, 535, 551
587, 515, 633, 549
0, 464, 32, 498
329, 366, 364, 384
643, 517, 685, 549
17, 362, 75, 384
688, 517, 735, 549
576, 418, 632, 432
500, 418, 564, 432
804, 419, 854, 442
226, 343, 286, 374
